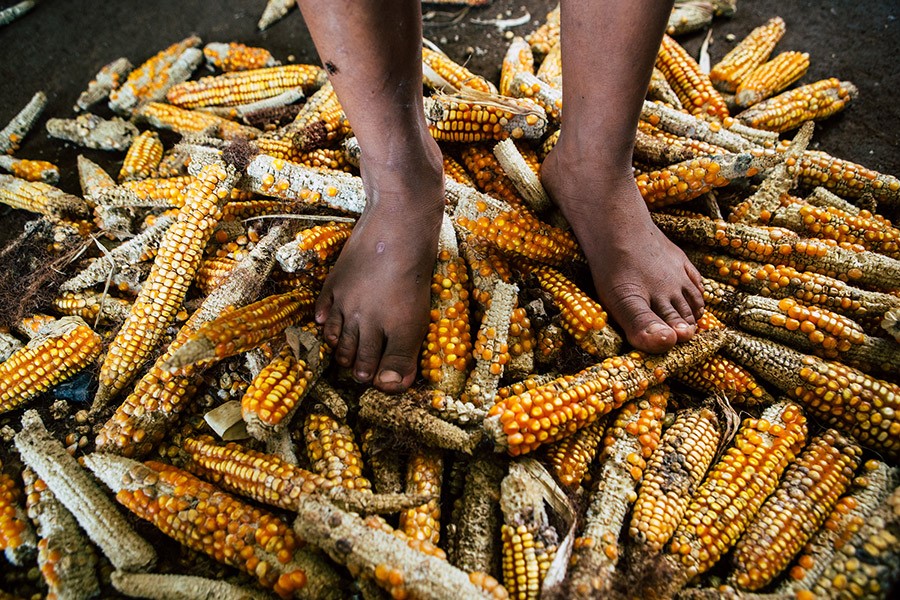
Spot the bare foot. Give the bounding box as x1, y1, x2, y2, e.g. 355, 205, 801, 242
541, 144, 704, 353
315, 137, 444, 392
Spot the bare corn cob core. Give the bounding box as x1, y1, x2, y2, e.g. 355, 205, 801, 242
0, 91, 46, 155
630, 405, 721, 555
305, 410, 372, 492
736, 78, 858, 133
119, 130, 163, 182
400, 449, 444, 546
730, 429, 863, 590
0, 317, 101, 415
735, 51, 810, 107
710, 17, 785, 93
203, 42, 278, 72
656, 34, 730, 122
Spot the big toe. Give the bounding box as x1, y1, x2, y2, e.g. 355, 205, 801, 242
375, 325, 423, 394
609, 291, 678, 353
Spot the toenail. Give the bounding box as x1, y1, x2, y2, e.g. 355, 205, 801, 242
674, 323, 695, 333
355, 370, 370, 381
646, 323, 670, 335
378, 370, 402, 384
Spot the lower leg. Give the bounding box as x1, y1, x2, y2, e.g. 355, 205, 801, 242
296, 0, 444, 390
542, 0, 704, 353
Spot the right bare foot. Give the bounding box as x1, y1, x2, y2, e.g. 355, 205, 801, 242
541, 143, 705, 353
315, 135, 444, 392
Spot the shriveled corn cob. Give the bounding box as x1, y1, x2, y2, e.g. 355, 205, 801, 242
484, 329, 726, 456
444, 153, 474, 185
461, 144, 525, 206
0, 317, 101, 415
735, 51, 810, 108
674, 352, 775, 407
634, 121, 723, 166
794, 149, 900, 208
52, 290, 132, 324
22, 467, 100, 599
506, 306, 535, 379
168, 64, 324, 109
0, 460, 35, 564
305, 409, 372, 492
258, 0, 294, 30
195, 255, 238, 294
508, 72, 563, 123
204, 42, 278, 72
546, 416, 608, 488
448, 454, 505, 575
425, 92, 548, 143
399, 449, 444, 546
666, 1, 715, 36
535, 42, 562, 87
135, 102, 260, 140
641, 100, 755, 153
118, 130, 163, 182
736, 78, 858, 133
0, 175, 89, 219
526, 4, 560, 57
423, 47, 495, 93
650, 401, 808, 597
568, 388, 668, 598
156, 144, 192, 177
17, 314, 58, 339
108, 36, 202, 114
532, 264, 623, 357
652, 214, 900, 292
275, 222, 353, 273
110, 573, 269, 600
76, 57, 133, 111
45, 113, 138, 151
730, 429, 863, 590
648, 67, 683, 109
500, 36, 535, 98
710, 17, 785, 93
464, 281, 517, 408
656, 34, 730, 122
83, 454, 342, 600
0, 155, 59, 184
724, 331, 900, 460
536, 322, 564, 366
630, 405, 721, 555
95, 162, 239, 407
0, 91, 46, 155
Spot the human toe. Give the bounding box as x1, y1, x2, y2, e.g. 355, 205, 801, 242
352, 329, 384, 384
334, 319, 360, 368
609, 290, 678, 353
653, 298, 696, 343
374, 327, 422, 393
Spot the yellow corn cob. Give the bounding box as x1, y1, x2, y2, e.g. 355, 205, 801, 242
460, 144, 525, 206
167, 64, 324, 108
730, 429, 863, 590
568, 388, 668, 597
52, 290, 132, 324
484, 329, 726, 456
290, 99, 352, 153
536, 323, 564, 366
532, 264, 623, 358
652, 401, 808, 597
444, 154, 474, 185
108, 36, 202, 114
710, 17, 786, 93
724, 332, 900, 460
546, 415, 608, 488
795, 150, 900, 208
0, 156, 59, 184
500, 36, 535, 97
635, 120, 729, 164
656, 34, 730, 122
506, 306, 535, 378
648, 67, 683, 109
0, 317, 101, 415
221, 198, 296, 221
735, 51, 810, 108
115, 174, 195, 206
425, 92, 548, 143
630, 405, 721, 555
297, 147, 353, 172
95, 163, 238, 406
0, 175, 89, 219
463, 280, 517, 407
526, 3, 560, 57
399, 449, 444, 546
1, 460, 32, 558
423, 47, 495, 93
17, 313, 58, 339
203, 42, 278, 72
195, 256, 238, 294
118, 130, 163, 182
83, 456, 332, 599
134, 102, 260, 140
305, 409, 372, 492
535, 42, 562, 87
275, 222, 353, 273
736, 78, 858, 133
676, 348, 775, 406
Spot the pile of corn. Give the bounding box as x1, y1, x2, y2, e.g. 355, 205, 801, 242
1, 4, 899, 600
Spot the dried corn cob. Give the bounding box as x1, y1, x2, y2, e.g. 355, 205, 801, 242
109, 36, 202, 114
630, 405, 721, 555
399, 449, 444, 546
423, 47, 495, 93
653, 214, 900, 292
506, 306, 535, 380
83, 454, 344, 600
15, 411, 157, 572
535, 42, 562, 87
724, 331, 900, 460
675, 351, 775, 407
735, 51, 810, 108
648, 67, 683, 109
730, 429, 863, 590
135, 102, 260, 140
778, 460, 897, 594
637, 149, 778, 209
425, 92, 548, 143
0, 155, 59, 184
532, 264, 623, 357
0, 175, 89, 219
449, 454, 505, 575
641, 100, 755, 153
464, 280, 517, 408
657, 34, 730, 122
0, 1, 35, 27
118, 130, 163, 182
546, 416, 608, 489
0, 460, 35, 565
296, 147, 353, 172
305, 409, 372, 492
710, 17, 785, 93
526, 4, 560, 57
95, 162, 239, 407
46, 113, 138, 151
484, 329, 726, 456
258, 0, 294, 30
649, 401, 807, 597
736, 78, 858, 133
204, 42, 278, 72
794, 150, 900, 208
0, 317, 101, 415
111, 572, 269, 600
509, 72, 563, 123
500, 36, 535, 98
195, 256, 238, 294
667, 1, 715, 36
275, 222, 353, 273
76, 57, 133, 111
0, 91, 46, 155
568, 388, 668, 597
22, 467, 100, 599
491, 139, 549, 214
52, 290, 131, 324
285, 94, 351, 150
444, 153, 474, 185
460, 144, 525, 206
167, 65, 324, 109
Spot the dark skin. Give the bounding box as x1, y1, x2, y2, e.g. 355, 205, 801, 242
296, 0, 704, 393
